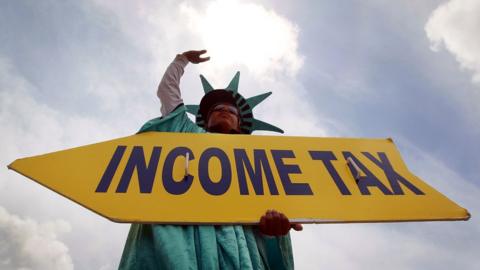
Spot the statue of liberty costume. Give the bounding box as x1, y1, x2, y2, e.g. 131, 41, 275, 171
119, 54, 294, 269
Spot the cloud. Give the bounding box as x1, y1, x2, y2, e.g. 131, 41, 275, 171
0, 206, 73, 270
180, 0, 303, 79
0, 55, 128, 269
86, 0, 331, 137
0, 55, 118, 159
176, 0, 331, 136
425, 0, 480, 84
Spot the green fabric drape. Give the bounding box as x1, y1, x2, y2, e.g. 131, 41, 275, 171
119, 106, 294, 269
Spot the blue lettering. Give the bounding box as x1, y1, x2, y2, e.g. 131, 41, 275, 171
162, 147, 195, 195
271, 150, 313, 195
198, 148, 232, 195
309, 151, 351, 195
363, 152, 424, 195
234, 149, 279, 195
343, 152, 393, 195
95, 145, 127, 192
116, 146, 162, 193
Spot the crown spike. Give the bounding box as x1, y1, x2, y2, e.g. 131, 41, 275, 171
246, 92, 272, 109
200, 75, 214, 93
185, 105, 199, 115
226, 71, 240, 92
195, 72, 283, 134
252, 119, 284, 134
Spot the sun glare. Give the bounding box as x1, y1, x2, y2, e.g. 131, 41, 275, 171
181, 0, 302, 78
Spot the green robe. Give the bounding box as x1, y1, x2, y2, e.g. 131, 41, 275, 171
119, 106, 294, 270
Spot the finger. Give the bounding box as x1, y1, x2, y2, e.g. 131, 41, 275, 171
197, 56, 210, 62
195, 49, 207, 55
271, 210, 280, 217
291, 223, 303, 231
279, 213, 290, 235
259, 210, 273, 235
271, 211, 282, 236
264, 211, 275, 236
259, 215, 267, 234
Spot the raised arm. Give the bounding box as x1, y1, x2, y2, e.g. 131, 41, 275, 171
157, 50, 210, 116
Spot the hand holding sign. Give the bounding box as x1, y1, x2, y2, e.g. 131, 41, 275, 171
259, 210, 303, 236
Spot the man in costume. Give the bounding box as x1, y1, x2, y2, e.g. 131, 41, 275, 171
119, 50, 302, 269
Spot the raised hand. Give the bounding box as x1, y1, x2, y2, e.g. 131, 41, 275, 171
182, 50, 210, 64
259, 210, 303, 236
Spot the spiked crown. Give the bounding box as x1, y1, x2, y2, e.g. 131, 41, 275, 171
185, 72, 283, 134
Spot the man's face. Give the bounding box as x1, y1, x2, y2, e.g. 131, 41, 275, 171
206, 102, 241, 134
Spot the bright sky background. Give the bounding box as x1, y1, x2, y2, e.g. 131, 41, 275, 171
1, 0, 479, 269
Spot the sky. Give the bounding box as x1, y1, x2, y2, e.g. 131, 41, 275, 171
0, 0, 479, 269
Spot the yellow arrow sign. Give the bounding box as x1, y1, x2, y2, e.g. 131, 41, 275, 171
8, 132, 470, 224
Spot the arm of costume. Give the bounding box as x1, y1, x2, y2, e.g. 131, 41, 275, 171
157, 53, 189, 116
138, 54, 203, 133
